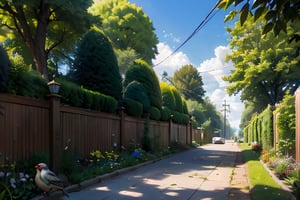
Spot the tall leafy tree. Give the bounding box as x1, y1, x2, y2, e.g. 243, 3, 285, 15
171, 64, 205, 103
224, 16, 300, 108
123, 59, 162, 109
70, 29, 122, 101
0, 0, 97, 80
89, 0, 158, 64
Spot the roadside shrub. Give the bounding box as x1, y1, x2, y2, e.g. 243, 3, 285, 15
123, 98, 143, 117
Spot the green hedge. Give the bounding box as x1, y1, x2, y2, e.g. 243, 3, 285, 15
58, 78, 118, 113
123, 98, 143, 117
149, 106, 161, 120
8, 69, 48, 99
243, 106, 273, 150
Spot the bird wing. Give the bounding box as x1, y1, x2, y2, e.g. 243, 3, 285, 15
41, 170, 63, 188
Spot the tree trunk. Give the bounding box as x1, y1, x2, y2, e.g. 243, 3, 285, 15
14, 3, 50, 80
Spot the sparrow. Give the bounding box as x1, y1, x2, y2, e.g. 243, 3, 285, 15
34, 163, 69, 197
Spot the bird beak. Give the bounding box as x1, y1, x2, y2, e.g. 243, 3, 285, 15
35, 164, 40, 169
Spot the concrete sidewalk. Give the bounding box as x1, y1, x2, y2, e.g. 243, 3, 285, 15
34, 141, 251, 200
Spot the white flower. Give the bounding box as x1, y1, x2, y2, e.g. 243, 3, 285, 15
20, 177, 27, 182
0, 171, 4, 178
10, 178, 16, 188
19, 172, 25, 179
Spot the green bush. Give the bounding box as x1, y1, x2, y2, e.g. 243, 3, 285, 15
123, 81, 151, 113
181, 114, 190, 125
123, 98, 143, 117
8, 69, 48, 99
149, 106, 161, 120
59, 78, 118, 113
160, 107, 172, 121
70, 29, 122, 102
123, 59, 162, 109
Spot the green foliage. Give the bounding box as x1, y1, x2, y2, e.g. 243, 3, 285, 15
70, 29, 122, 102
123, 59, 162, 109
123, 81, 151, 113
59, 78, 118, 113
243, 106, 273, 150
0, 0, 97, 79
89, 0, 158, 64
239, 143, 291, 200
224, 16, 300, 107
160, 82, 176, 111
219, 0, 300, 37
123, 98, 143, 117
275, 94, 296, 140
160, 107, 172, 121
274, 94, 296, 156
160, 82, 190, 124
171, 86, 183, 113
8, 65, 48, 99
149, 106, 161, 121
171, 64, 205, 103
0, 46, 10, 92
0, 152, 47, 200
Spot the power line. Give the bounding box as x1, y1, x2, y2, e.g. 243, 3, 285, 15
154, 0, 223, 67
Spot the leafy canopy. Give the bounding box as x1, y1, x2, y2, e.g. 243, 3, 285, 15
89, 0, 158, 64
171, 64, 205, 103
0, 0, 97, 79
218, 0, 300, 37
224, 15, 300, 108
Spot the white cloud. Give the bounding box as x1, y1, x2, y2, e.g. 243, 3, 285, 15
198, 45, 243, 133
153, 42, 191, 79
162, 30, 180, 43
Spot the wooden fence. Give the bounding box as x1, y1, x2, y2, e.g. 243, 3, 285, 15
0, 94, 205, 171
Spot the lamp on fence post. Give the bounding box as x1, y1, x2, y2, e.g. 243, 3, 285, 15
47, 79, 61, 172
48, 80, 61, 95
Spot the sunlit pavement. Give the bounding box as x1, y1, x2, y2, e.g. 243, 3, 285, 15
66, 140, 246, 200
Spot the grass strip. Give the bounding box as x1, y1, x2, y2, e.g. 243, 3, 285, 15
240, 143, 292, 200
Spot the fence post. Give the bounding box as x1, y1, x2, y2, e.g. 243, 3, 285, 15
49, 94, 61, 172
295, 88, 300, 163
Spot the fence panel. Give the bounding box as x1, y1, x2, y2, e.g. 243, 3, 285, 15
0, 94, 49, 162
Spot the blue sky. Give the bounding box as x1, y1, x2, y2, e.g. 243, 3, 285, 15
129, 0, 244, 132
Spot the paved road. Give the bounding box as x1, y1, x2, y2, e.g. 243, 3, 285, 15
67, 141, 240, 200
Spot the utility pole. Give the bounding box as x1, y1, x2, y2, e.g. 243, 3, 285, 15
222, 100, 230, 141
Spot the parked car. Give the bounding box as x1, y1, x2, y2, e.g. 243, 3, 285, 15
212, 137, 225, 144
